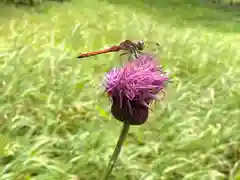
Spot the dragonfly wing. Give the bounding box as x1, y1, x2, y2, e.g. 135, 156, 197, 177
142, 41, 162, 58
119, 49, 136, 63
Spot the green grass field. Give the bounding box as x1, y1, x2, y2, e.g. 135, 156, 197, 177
0, 0, 240, 179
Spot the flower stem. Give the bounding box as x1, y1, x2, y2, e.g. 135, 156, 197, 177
102, 121, 130, 180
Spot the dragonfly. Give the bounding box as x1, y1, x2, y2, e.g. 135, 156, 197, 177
77, 40, 160, 60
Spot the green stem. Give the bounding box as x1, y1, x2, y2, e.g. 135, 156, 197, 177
102, 121, 130, 180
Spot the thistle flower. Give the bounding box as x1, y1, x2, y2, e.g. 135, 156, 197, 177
104, 54, 169, 125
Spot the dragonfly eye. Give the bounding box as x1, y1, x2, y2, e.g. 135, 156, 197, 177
137, 40, 144, 51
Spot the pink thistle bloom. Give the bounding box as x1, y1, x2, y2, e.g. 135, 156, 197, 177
104, 54, 169, 125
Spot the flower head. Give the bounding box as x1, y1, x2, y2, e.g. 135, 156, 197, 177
104, 54, 169, 125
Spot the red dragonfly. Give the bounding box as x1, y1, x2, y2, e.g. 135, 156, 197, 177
77, 40, 160, 60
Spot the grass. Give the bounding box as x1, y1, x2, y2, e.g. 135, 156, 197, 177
0, 0, 240, 179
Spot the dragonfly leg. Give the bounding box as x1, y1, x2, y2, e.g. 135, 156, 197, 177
119, 52, 129, 66
128, 48, 139, 61
133, 49, 138, 59
120, 52, 128, 56
128, 52, 135, 61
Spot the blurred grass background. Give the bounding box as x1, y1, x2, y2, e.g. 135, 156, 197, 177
0, 0, 240, 179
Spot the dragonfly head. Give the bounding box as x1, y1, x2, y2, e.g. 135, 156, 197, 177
136, 40, 145, 51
